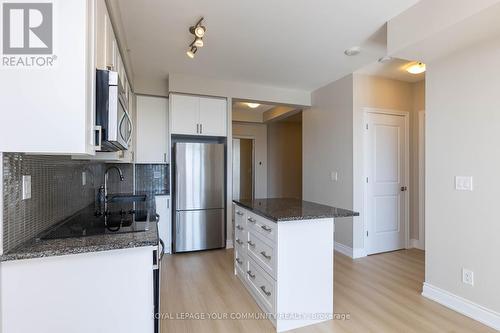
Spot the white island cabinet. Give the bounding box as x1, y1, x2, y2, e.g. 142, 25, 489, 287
233, 199, 357, 332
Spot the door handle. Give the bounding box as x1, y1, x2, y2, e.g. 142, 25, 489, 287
400, 186, 408, 192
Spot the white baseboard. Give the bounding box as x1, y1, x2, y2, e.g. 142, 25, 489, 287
352, 248, 367, 259
334, 242, 367, 259
422, 282, 500, 331
410, 238, 424, 250
334, 242, 352, 257
226, 240, 233, 249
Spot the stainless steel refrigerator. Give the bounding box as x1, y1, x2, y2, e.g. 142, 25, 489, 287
173, 142, 225, 253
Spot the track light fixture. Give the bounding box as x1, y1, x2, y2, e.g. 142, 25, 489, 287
187, 17, 206, 58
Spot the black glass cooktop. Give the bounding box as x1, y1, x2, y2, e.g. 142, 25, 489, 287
39, 207, 151, 240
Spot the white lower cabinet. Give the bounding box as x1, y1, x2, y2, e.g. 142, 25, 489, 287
233, 205, 335, 332
0, 247, 156, 333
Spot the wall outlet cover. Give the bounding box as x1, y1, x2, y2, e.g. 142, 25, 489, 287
462, 268, 474, 286
22, 175, 32, 200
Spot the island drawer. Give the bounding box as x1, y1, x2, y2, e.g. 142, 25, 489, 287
247, 230, 276, 279
246, 256, 276, 313
234, 228, 247, 250
235, 248, 247, 280
246, 211, 277, 243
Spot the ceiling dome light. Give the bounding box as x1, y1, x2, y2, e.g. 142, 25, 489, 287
186, 46, 197, 59
406, 62, 426, 74
194, 26, 206, 38
246, 103, 260, 109
378, 56, 393, 63
194, 37, 204, 48
344, 46, 361, 56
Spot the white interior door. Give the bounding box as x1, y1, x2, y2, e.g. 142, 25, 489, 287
366, 112, 407, 255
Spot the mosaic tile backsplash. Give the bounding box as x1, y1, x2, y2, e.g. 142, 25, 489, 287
2, 153, 105, 252
1, 153, 168, 253
135, 164, 170, 216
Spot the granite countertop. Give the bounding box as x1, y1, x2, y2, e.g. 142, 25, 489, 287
233, 198, 359, 222
0, 220, 159, 262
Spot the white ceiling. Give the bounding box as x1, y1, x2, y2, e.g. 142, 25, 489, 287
112, 0, 419, 92
356, 58, 425, 82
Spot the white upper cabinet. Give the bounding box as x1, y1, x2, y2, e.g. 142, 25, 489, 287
170, 94, 227, 137
0, 0, 96, 154
135, 96, 169, 164
199, 97, 227, 136
170, 94, 199, 135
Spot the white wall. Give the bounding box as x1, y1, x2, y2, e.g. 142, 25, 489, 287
232, 122, 268, 198
425, 38, 500, 313
304, 74, 425, 250
169, 73, 311, 107
303, 75, 354, 247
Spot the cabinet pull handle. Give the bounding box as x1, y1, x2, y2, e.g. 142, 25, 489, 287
235, 239, 243, 245
200, 124, 202, 133
196, 124, 199, 134
236, 225, 244, 231
247, 240, 255, 247
236, 211, 244, 216
247, 270, 255, 279
260, 286, 271, 296
261, 225, 272, 232
247, 217, 256, 223
260, 251, 271, 260
163, 153, 167, 163
94, 125, 102, 150
236, 258, 242, 265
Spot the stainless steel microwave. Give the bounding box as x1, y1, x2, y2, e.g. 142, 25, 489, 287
95, 69, 132, 152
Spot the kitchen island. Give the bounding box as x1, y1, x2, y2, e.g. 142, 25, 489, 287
233, 198, 358, 332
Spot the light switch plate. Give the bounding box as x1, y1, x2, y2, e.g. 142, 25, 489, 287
330, 171, 338, 182
22, 175, 31, 200
455, 176, 473, 191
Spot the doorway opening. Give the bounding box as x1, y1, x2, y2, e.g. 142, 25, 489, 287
232, 138, 255, 200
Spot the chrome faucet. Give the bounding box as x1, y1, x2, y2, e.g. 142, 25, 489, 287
103, 166, 125, 213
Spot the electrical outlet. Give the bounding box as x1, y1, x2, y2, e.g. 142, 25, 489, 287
153, 171, 161, 179
22, 175, 31, 200
462, 268, 474, 286
455, 176, 473, 191
82, 171, 87, 186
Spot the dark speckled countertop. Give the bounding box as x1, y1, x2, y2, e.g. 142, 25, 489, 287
233, 198, 359, 222
0, 220, 159, 262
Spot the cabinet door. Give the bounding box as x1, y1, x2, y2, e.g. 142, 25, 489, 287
104, 13, 115, 70
136, 96, 168, 163
199, 97, 227, 136
170, 94, 199, 135
94, 0, 107, 69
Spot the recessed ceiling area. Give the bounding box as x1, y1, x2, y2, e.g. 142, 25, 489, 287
232, 100, 301, 123
356, 57, 425, 82
110, 0, 419, 93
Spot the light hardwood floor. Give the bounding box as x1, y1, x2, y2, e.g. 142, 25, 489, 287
160, 249, 495, 332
